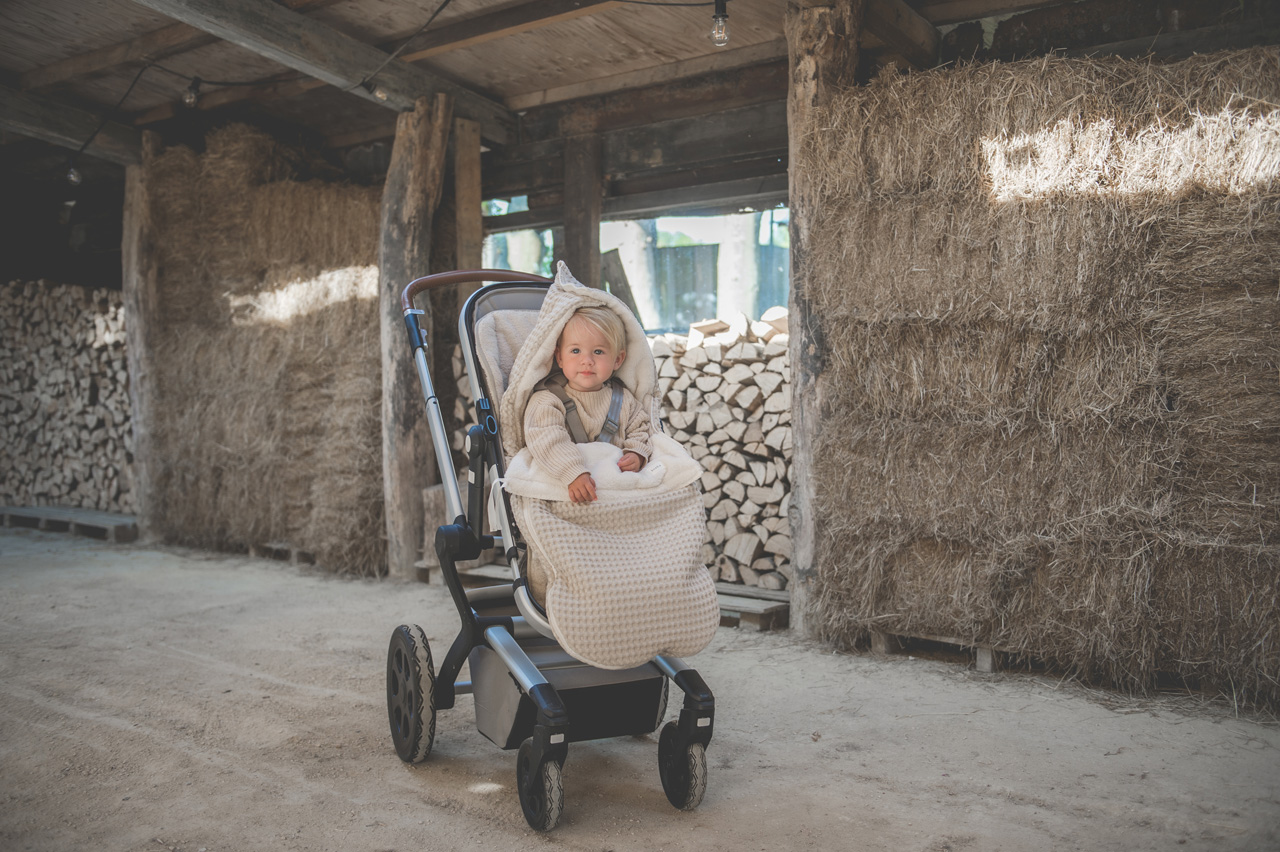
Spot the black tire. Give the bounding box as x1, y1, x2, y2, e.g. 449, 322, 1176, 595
386, 624, 436, 763
516, 739, 564, 831
658, 721, 707, 810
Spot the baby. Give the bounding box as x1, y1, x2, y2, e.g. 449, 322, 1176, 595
523, 305, 652, 504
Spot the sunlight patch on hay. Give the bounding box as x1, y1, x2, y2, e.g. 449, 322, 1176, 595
982, 109, 1280, 201
228, 266, 378, 325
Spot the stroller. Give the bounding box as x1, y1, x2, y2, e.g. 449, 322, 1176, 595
385, 269, 716, 831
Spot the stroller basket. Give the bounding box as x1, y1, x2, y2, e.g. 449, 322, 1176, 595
385, 269, 716, 831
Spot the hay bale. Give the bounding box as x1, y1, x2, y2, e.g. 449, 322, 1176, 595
146, 124, 387, 575
798, 48, 1280, 706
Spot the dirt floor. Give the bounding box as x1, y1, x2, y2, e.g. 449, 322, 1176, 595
2, 527, 1278, 852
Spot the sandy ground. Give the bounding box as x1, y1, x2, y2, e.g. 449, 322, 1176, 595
1, 527, 1278, 852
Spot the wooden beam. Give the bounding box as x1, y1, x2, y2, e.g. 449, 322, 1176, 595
20, 24, 214, 91
563, 134, 602, 287
0, 83, 140, 165
121, 131, 163, 539
19, 0, 343, 91
1065, 20, 1280, 59
132, 0, 514, 144
864, 0, 941, 69
379, 94, 452, 579
916, 0, 1058, 27
397, 0, 623, 63
785, 0, 865, 637
506, 37, 788, 111
605, 100, 788, 179
132, 0, 620, 130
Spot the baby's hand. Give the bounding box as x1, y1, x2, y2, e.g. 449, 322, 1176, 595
568, 472, 597, 503
618, 451, 645, 472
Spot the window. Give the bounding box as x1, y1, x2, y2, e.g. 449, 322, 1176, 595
482, 201, 789, 332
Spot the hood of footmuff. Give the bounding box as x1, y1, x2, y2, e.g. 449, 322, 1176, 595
499, 260, 659, 459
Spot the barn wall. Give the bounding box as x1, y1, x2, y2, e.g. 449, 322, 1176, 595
794, 49, 1280, 705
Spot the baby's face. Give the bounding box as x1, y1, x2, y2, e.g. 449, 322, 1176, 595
554, 316, 624, 393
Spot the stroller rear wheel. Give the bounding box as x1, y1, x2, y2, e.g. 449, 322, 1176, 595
386, 624, 436, 763
657, 721, 706, 810
516, 738, 564, 831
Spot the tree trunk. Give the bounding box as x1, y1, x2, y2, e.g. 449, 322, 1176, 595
121, 130, 162, 538
380, 94, 453, 579
785, 0, 863, 634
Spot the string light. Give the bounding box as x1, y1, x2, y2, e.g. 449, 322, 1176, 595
711, 0, 729, 47
182, 76, 202, 107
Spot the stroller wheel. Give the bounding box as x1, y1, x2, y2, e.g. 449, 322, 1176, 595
386, 624, 436, 763
658, 721, 707, 810
516, 738, 564, 831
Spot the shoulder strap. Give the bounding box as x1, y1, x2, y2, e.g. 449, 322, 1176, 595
534, 373, 624, 444
596, 380, 625, 445
534, 373, 591, 443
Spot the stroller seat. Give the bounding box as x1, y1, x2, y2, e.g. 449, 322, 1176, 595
384, 268, 717, 832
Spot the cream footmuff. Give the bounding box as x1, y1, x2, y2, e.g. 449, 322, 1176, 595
384, 265, 717, 832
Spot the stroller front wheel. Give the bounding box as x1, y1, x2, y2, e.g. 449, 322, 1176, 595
658, 721, 707, 810
516, 738, 564, 831
387, 624, 436, 763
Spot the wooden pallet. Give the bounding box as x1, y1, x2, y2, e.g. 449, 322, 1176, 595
249, 541, 315, 566
1, 506, 138, 542
870, 630, 1005, 673
716, 581, 790, 631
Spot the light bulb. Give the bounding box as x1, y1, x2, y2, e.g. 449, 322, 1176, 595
66, 165, 82, 186
362, 80, 389, 101
711, 0, 729, 47
182, 77, 201, 107
711, 16, 729, 46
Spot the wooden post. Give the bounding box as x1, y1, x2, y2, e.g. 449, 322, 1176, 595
563, 133, 602, 287
121, 130, 162, 539
380, 93, 453, 580
453, 116, 484, 276
785, 0, 864, 635
600, 248, 641, 320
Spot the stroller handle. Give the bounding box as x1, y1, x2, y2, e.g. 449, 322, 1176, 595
401, 269, 552, 312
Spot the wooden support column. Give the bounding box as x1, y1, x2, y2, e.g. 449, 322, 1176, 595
785, 0, 864, 635
380, 94, 453, 580
563, 133, 602, 286
453, 116, 484, 297
121, 131, 162, 538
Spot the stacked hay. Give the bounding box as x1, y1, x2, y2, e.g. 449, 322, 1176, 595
148, 125, 385, 574
0, 280, 134, 514
797, 49, 1279, 705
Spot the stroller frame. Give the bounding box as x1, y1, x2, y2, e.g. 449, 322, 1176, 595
386, 270, 716, 831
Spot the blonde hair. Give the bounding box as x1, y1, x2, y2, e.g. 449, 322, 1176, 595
567, 305, 626, 355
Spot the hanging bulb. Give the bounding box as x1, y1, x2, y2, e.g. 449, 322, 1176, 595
711, 0, 729, 47
361, 80, 389, 101
182, 77, 201, 107
66, 164, 82, 186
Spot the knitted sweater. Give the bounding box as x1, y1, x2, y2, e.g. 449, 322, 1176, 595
523, 383, 652, 486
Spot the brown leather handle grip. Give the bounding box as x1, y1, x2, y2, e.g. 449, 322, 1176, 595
400, 269, 553, 311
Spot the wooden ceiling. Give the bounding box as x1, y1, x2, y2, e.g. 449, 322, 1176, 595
1, 1, 1275, 176
0, 1, 1056, 166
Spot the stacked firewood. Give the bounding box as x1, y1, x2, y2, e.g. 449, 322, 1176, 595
450, 306, 793, 589
0, 280, 135, 514
650, 308, 792, 589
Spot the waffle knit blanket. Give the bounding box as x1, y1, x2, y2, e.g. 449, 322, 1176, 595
500, 262, 719, 669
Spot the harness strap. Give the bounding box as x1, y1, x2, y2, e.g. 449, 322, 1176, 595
535, 373, 624, 445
